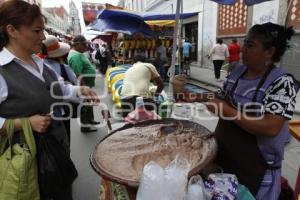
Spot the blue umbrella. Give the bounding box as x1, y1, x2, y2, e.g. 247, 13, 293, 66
210, 0, 273, 6
91, 9, 153, 36
92, 9, 199, 36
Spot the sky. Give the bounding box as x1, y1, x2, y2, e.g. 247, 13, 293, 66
42, 0, 120, 12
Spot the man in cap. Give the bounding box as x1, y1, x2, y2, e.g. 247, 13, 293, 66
68, 35, 99, 133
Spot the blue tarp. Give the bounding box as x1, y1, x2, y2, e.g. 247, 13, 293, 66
210, 0, 273, 6
91, 9, 153, 36
143, 12, 198, 20
91, 9, 198, 36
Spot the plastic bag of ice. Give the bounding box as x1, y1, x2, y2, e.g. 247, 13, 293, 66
185, 175, 206, 200
136, 155, 190, 200
136, 161, 164, 200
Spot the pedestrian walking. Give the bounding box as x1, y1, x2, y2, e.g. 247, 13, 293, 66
209, 39, 229, 82
228, 38, 241, 74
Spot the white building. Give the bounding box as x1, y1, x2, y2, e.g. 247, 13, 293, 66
69, 0, 81, 36
43, 8, 66, 34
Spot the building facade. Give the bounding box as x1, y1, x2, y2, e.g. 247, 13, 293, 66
43, 6, 69, 34
43, 8, 65, 34
281, 0, 300, 78
121, 0, 203, 64
81, 2, 105, 26
69, 0, 81, 36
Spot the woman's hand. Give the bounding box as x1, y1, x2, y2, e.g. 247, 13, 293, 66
29, 114, 51, 133
77, 86, 100, 105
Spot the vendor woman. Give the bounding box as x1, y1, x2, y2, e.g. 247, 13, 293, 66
178, 22, 297, 199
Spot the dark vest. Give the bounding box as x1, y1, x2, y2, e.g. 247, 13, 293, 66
0, 61, 69, 151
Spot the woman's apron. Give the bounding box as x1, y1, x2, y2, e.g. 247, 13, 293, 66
215, 66, 281, 196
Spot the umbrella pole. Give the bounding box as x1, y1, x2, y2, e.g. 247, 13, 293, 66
178, 2, 184, 74
167, 0, 182, 104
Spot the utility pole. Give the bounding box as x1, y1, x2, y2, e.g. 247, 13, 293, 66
167, 0, 181, 93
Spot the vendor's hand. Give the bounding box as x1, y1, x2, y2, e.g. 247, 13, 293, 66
29, 114, 51, 133
77, 86, 100, 105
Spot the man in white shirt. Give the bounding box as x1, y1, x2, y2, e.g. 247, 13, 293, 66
121, 55, 164, 117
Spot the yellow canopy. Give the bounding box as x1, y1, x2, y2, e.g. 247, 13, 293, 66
145, 20, 175, 27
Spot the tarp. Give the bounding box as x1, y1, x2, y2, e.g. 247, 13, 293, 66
91, 9, 153, 36
143, 12, 198, 20
209, 0, 273, 6
91, 18, 153, 36
91, 9, 198, 36
145, 20, 175, 27
96, 9, 198, 21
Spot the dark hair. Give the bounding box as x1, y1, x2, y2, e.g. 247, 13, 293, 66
73, 35, 87, 44
232, 39, 237, 43
157, 39, 162, 46
133, 55, 146, 63
249, 22, 295, 62
0, 0, 44, 50
217, 39, 223, 44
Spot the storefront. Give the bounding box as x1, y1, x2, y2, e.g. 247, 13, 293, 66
184, 21, 198, 62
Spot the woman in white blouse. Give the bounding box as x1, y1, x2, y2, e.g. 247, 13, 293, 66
209, 39, 230, 82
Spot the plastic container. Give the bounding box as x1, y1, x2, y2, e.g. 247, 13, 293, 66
159, 101, 173, 118
135, 96, 145, 109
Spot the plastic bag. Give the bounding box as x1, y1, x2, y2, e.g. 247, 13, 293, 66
185, 175, 206, 200
164, 155, 191, 199
125, 97, 160, 124
136, 161, 164, 200
204, 173, 238, 200
137, 155, 190, 200
237, 184, 255, 200
37, 134, 78, 198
